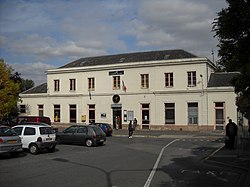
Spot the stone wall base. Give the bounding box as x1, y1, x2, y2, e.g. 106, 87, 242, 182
52, 123, 216, 132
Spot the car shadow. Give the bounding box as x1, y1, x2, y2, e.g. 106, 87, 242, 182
0, 151, 28, 160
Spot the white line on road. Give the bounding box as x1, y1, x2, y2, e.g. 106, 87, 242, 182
144, 139, 179, 187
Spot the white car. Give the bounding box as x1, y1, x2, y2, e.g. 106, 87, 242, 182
12, 124, 57, 154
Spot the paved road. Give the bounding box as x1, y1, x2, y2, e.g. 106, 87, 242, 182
0, 136, 245, 187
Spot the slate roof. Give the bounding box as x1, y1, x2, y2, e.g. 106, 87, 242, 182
59, 49, 197, 69
207, 72, 240, 87
21, 83, 47, 94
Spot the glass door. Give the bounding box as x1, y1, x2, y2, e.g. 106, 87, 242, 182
215, 102, 225, 130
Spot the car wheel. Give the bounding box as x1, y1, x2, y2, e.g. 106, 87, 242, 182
10, 152, 19, 157
29, 144, 39, 155
85, 139, 93, 147
47, 146, 55, 153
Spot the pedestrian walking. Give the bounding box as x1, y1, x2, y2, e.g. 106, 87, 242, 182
225, 119, 238, 149
128, 120, 134, 138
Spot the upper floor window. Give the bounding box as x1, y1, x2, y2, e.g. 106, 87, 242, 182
165, 73, 173, 87
70, 79, 76, 91
141, 74, 149, 89
54, 79, 60, 91
187, 71, 196, 87
113, 76, 120, 90
88, 77, 95, 91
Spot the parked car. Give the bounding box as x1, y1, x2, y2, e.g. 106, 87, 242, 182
92, 123, 113, 136
12, 124, 57, 154
0, 125, 23, 157
56, 125, 106, 147
10, 116, 51, 126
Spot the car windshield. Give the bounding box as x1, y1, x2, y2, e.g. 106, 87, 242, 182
0, 127, 18, 136
39, 127, 54, 135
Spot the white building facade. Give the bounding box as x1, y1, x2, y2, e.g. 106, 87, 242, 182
19, 50, 238, 131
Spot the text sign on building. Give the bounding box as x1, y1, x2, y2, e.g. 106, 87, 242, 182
109, 70, 124, 76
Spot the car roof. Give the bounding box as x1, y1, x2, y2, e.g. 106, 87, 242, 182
13, 124, 52, 128
68, 124, 99, 128
0, 125, 10, 128
19, 122, 50, 126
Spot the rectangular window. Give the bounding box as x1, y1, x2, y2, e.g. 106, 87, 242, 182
141, 74, 149, 89
215, 102, 225, 130
69, 104, 77, 123
113, 76, 120, 90
70, 79, 76, 91
165, 103, 175, 124
38, 105, 44, 116
187, 71, 196, 87
165, 73, 173, 87
141, 103, 150, 124
24, 127, 35, 135
54, 79, 60, 91
88, 104, 95, 123
54, 105, 60, 122
188, 103, 198, 124
20, 105, 26, 113
88, 78, 95, 91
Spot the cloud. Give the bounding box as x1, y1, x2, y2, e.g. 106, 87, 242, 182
11, 62, 56, 86
127, 0, 217, 50
0, 0, 227, 84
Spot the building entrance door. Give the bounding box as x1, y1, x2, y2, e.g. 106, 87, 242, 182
112, 106, 122, 129
215, 102, 225, 130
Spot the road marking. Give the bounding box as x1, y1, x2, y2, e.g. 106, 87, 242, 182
144, 139, 179, 187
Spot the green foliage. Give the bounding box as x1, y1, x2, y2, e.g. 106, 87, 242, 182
21, 79, 34, 92
0, 60, 21, 119
213, 0, 250, 107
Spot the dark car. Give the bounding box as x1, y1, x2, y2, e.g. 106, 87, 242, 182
93, 123, 113, 136
56, 125, 106, 147
0, 125, 23, 157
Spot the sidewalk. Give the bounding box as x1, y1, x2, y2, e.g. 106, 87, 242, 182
206, 135, 250, 187
112, 128, 225, 138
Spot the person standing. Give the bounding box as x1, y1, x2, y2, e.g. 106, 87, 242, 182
128, 120, 134, 138
133, 118, 137, 130
226, 119, 238, 149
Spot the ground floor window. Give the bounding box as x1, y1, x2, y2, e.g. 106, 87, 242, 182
89, 104, 95, 123
38, 105, 44, 116
188, 102, 198, 125
141, 103, 150, 124
69, 104, 77, 123
215, 102, 225, 130
165, 103, 175, 124
54, 105, 60, 122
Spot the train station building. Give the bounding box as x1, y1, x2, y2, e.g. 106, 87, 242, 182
18, 49, 238, 131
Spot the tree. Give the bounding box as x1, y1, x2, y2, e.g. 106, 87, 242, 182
213, 0, 250, 108
10, 71, 34, 92
20, 79, 34, 92
0, 59, 21, 120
